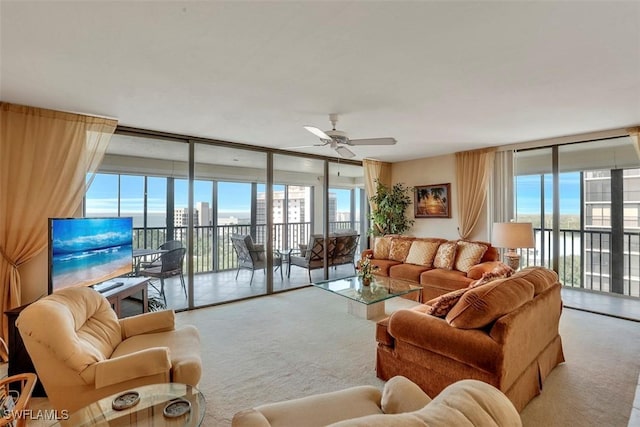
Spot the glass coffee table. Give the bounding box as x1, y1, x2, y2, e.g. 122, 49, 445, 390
52, 383, 205, 426
312, 275, 422, 320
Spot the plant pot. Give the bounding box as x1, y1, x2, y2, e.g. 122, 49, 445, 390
362, 277, 371, 286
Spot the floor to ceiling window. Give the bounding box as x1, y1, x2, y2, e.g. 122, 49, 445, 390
86, 131, 364, 310
515, 136, 639, 298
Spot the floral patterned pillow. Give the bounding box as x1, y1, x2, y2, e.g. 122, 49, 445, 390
425, 288, 469, 318
469, 263, 515, 288
373, 236, 393, 259
388, 238, 414, 262
433, 241, 458, 270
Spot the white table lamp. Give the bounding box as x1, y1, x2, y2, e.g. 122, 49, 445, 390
492, 222, 535, 270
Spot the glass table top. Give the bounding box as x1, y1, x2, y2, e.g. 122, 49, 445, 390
52, 383, 205, 427
312, 275, 422, 305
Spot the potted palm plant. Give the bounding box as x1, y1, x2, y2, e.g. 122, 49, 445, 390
368, 180, 414, 236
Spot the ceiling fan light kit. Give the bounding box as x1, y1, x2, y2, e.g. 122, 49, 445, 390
302, 113, 397, 158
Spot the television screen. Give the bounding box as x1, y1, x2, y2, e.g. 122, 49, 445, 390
48, 217, 133, 293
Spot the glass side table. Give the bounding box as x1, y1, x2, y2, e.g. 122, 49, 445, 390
51, 383, 205, 426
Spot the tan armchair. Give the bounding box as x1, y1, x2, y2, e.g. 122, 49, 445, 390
232, 376, 522, 427
16, 286, 201, 414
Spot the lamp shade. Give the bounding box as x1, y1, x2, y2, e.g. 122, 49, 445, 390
492, 222, 535, 249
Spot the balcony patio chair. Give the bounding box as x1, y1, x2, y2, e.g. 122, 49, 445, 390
332, 232, 360, 274
139, 247, 187, 302
139, 239, 184, 269
230, 234, 283, 285
289, 234, 336, 281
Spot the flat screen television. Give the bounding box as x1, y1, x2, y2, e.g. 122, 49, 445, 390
48, 217, 133, 293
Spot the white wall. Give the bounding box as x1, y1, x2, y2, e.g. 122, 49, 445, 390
391, 154, 490, 242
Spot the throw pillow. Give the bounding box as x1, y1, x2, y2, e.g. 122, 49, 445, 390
433, 241, 458, 270
454, 241, 488, 273
424, 288, 469, 318
373, 236, 393, 259
469, 263, 514, 288
404, 240, 441, 266
446, 277, 535, 329
388, 238, 414, 262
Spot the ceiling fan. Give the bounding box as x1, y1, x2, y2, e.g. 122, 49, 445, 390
302, 113, 397, 158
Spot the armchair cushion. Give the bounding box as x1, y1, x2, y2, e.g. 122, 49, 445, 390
446, 276, 535, 329
119, 309, 175, 339
424, 287, 468, 318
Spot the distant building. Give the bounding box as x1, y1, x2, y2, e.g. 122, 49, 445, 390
174, 207, 199, 227
196, 202, 211, 226
256, 186, 335, 224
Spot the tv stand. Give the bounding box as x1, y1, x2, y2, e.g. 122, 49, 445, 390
93, 281, 125, 293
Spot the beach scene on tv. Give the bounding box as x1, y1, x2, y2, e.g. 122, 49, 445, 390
50, 217, 133, 291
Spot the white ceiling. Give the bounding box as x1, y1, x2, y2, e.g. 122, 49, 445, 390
2, 1, 639, 162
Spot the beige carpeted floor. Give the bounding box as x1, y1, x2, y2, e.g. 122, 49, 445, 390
21, 287, 640, 426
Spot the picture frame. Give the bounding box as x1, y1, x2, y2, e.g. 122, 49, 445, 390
414, 183, 451, 218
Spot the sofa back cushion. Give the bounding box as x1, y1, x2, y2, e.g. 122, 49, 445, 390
433, 240, 458, 270
388, 238, 415, 262
445, 276, 535, 329
453, 241, 488, 272
511, 267, 559, 295
17, 286, 122, 373
404, 240, 442, 267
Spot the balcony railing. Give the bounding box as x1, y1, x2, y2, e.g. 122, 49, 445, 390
520, 228, 640, 298
133, 221, 360, 274
134, 224, 638, 298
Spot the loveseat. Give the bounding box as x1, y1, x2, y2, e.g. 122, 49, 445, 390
232, 375, 522, 427
16, 286, 202, 413
376, 267, 565, 412
362, 235, 502, 301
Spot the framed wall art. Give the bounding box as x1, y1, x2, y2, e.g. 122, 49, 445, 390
414, 183, 451, 218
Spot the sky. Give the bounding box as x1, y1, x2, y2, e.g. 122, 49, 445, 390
516, 172, 581, 215
86, 175, 353, 216
86, 172, 582, 219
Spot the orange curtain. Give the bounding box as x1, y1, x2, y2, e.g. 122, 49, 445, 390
0, 103, 116, 359
455, 147, 496, 239
363, 158, 391, 210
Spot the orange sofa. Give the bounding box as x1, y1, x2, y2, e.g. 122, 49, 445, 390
362, 235, 502, 301
375, 267, 565, 412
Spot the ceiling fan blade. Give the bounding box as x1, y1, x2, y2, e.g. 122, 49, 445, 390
347, 137, 397, 146
334, 145, 356, 158
304, 126, 333, 141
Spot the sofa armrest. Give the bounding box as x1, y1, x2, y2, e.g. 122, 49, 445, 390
381, 376, 431, 414
467, 261, 505, 280
361, 249, 374, 260
119, 309, 175, 339
232, 409, 272, 427
387, 309, 501, 372
93, 347, 171, 388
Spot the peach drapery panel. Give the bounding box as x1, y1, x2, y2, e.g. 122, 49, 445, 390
629, 127, 640, 159
455, 147, 496, 239
363, 158, 391, 210
0, 103, 116, 360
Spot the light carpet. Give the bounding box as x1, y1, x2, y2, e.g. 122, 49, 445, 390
175, 287, 640, 427
22, 287, 640, 426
